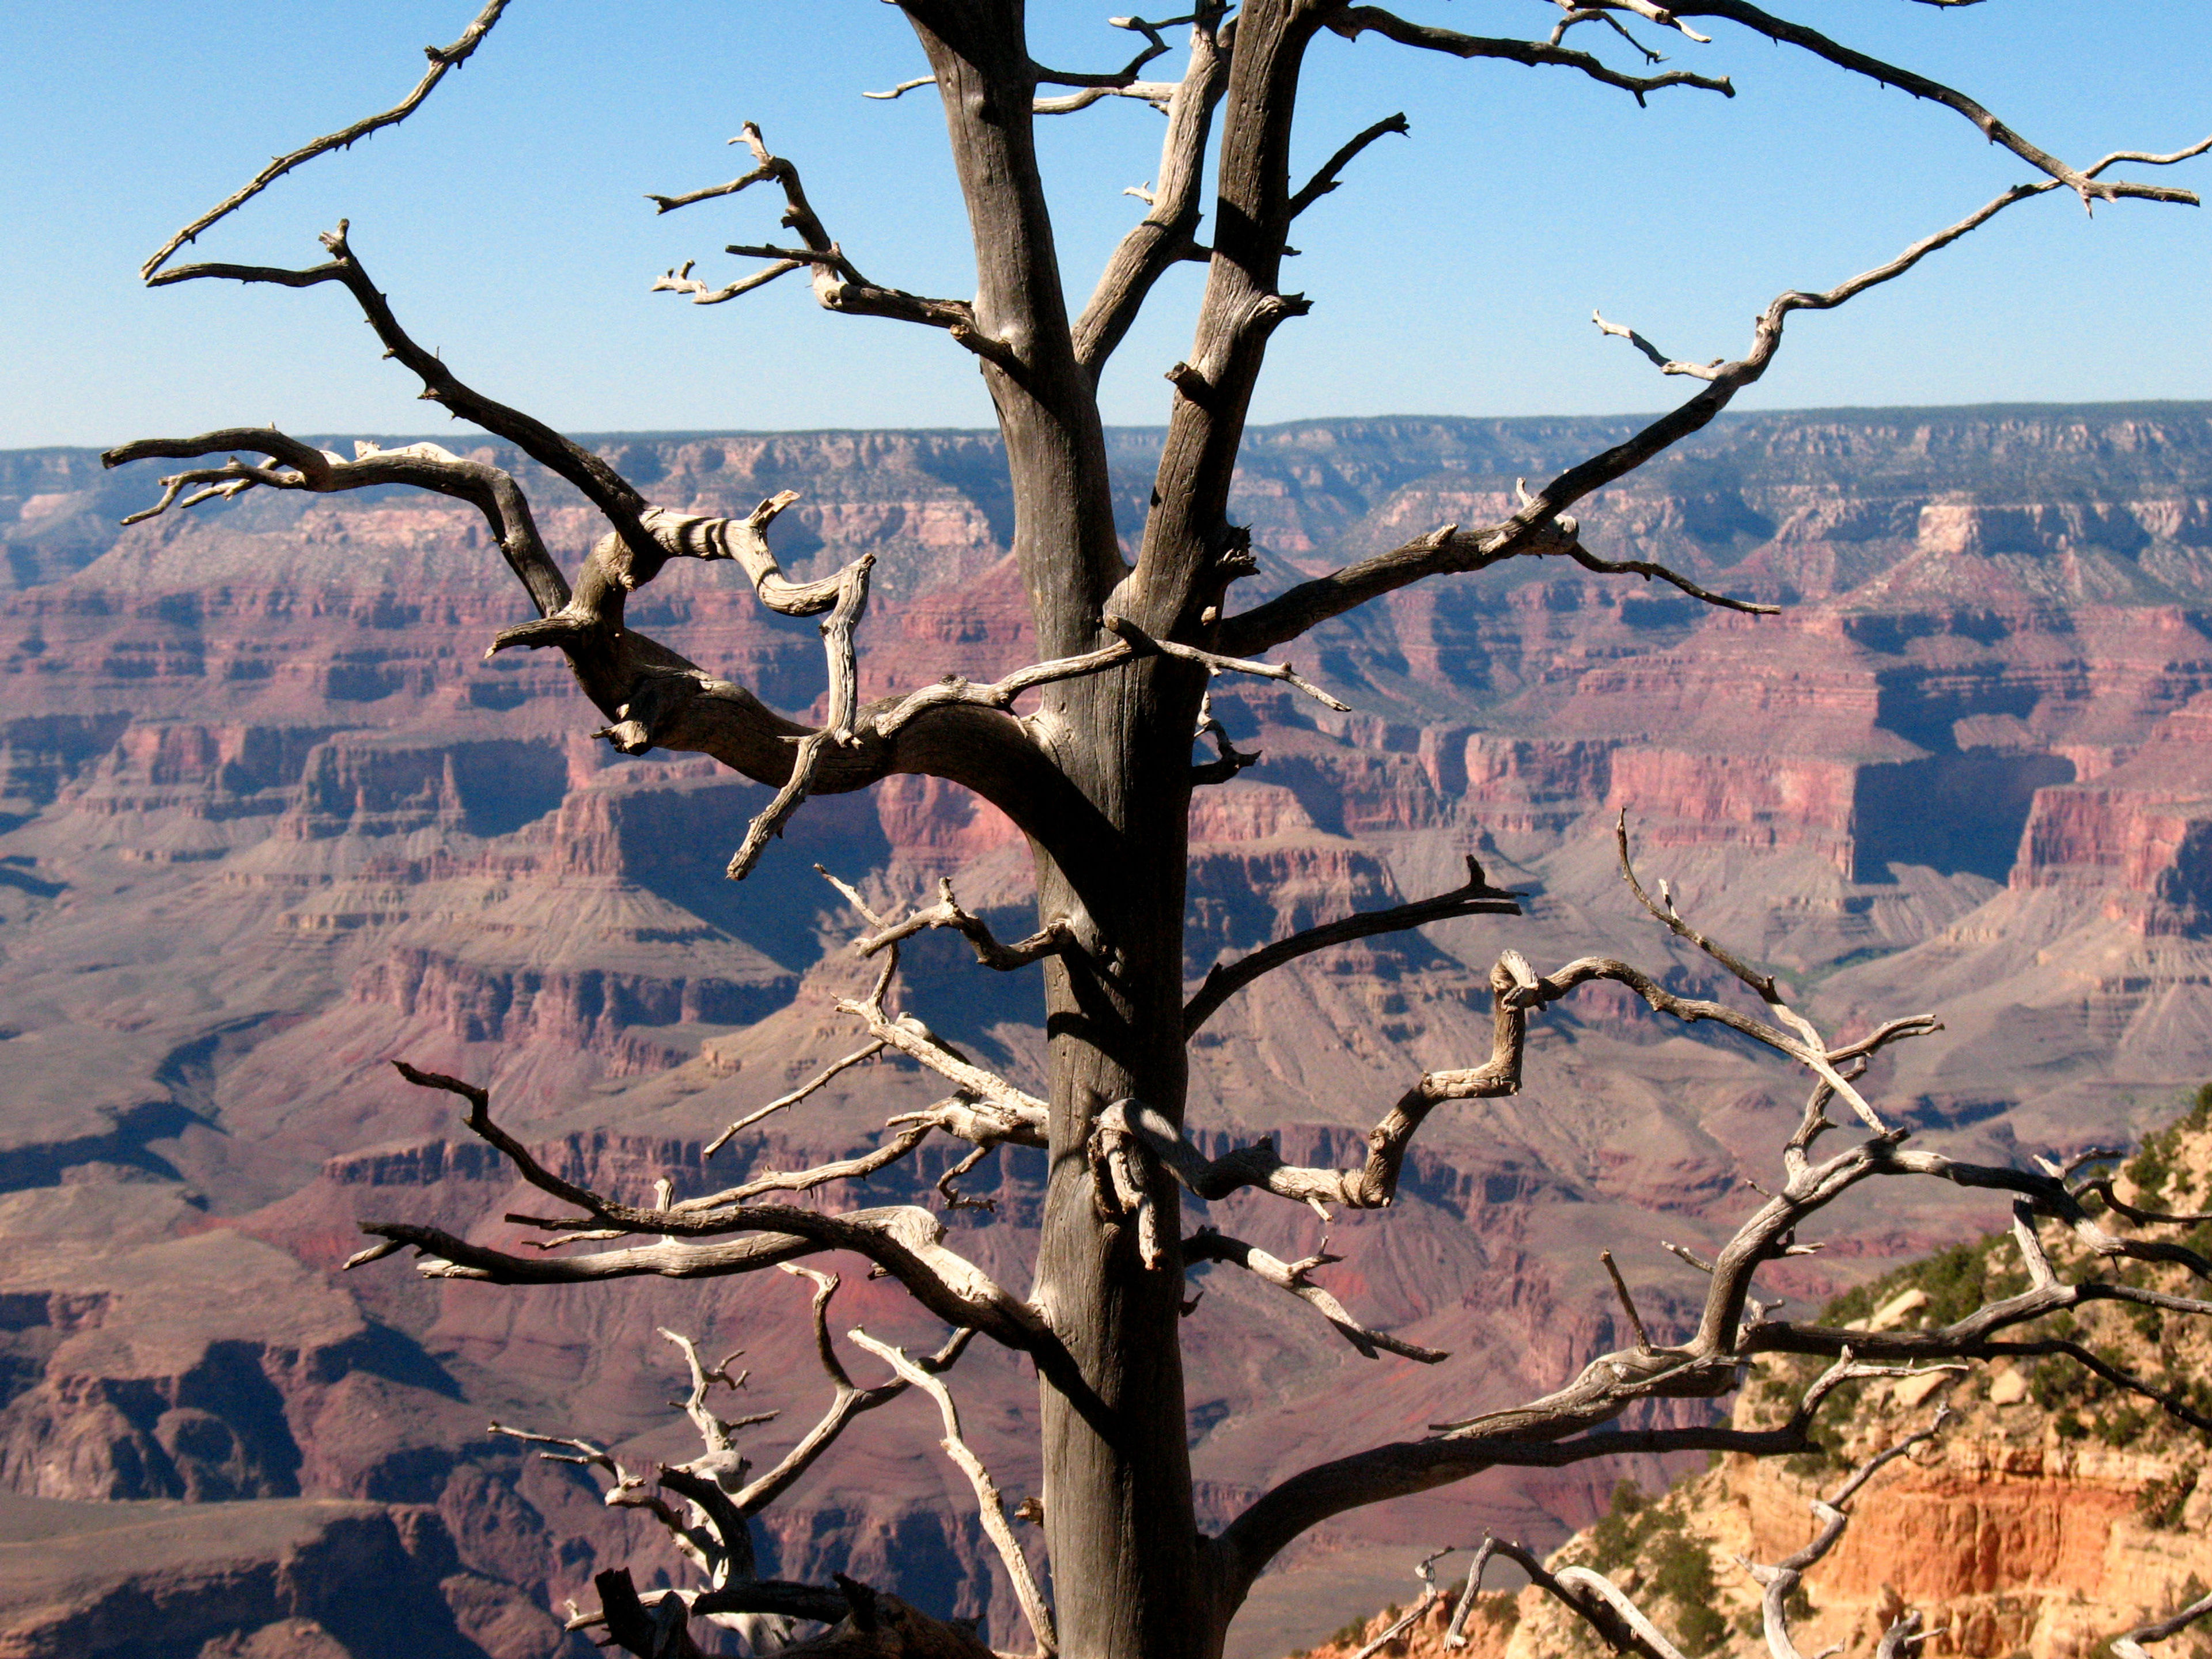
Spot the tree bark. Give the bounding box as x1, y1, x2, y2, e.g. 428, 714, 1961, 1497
906, 7, 1215, 1654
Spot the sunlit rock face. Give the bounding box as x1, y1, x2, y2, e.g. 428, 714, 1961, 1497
5, 406, 2212, 1657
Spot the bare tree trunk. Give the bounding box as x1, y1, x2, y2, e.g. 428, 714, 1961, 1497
1033, 669, 1210, 1659
904, 10, 1215, 1649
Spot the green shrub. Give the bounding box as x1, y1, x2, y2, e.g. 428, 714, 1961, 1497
2138, 1469, 2196, 1530
2096, 1404, 2150, 1447
1647, 1532, 1729, 1655
1819, 1231, 2028, 1332
2121, 1082, 2211, 1206
1476, 1593, 1520, 1634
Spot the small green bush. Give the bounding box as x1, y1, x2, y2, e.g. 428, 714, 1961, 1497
2138, 1469, 2196, 1530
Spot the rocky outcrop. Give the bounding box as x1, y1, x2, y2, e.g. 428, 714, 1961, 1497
0, 1491, 554, 1659
1290, 1105, 2212, 1659
0, 1184, 482, 1509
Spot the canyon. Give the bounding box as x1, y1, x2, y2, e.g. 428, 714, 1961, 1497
3, 404, 2212, 1657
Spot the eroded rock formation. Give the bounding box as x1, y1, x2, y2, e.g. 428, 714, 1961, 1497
6, 407, 2212, 1656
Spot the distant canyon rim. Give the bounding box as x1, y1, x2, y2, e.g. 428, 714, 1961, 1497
4, 403, 2212, 1658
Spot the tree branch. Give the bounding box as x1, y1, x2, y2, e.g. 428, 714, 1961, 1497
847, 1330, 1059, 1656
141, 0, 512, 278
124, 236, 1077, 895
700, 1122, 938, 1206
899, 1, 1131, 652
1740, 1408, 1950, 1659
649, 122, 1018, 368
1184, 1226, 1448, 1362
1210, 1352, 1936, 1616
703, 1041, 889, 1157
505, 1276, 986, 1658
1184, 853, 1520, 1036
102, 428, 569, 619
1665, 0, 2198, 206
1286, 112, 1410, 222
1032, 13, 1173, 90
732, 1267, 975, 1516
111, 229, 1132, 897
146, 224, 656, 547
872, 618, 1349, 744
2115, 1589, 2212, 1659
1074, 3, 1234, 380
355, 1066, 1054, 1351
1218, 134, 2207, 656
1196, 830, 2204, 1610
854, 876, 1077, 971
1348, 1548, 1463, 1659
1463, 1539, 1680, 1659
1323, 9, 1735, 106
1104, 950, 1535, 1223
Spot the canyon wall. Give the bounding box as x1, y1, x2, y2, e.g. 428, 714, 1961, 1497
4, 406, 2212, 1657
1295, 1107, 2212, 1659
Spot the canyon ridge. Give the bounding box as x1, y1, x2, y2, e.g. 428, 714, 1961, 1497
3, 403, 2212, 1658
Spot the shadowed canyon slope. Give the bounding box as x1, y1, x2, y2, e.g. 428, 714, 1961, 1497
5, 406, 2212, 1657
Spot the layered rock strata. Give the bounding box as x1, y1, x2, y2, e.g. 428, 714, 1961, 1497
5, 408, 2212, 1656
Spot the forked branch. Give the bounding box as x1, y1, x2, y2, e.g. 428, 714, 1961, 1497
1184, 853, 1520, 1036
108, 230, 1101, 892
103, 429, 568, 619
142, 0, 512, 279
854, 876, 1077, 971
1741, 1408, 1952, 1659
355, 1063, 1055, 1358
1324, 8, 1734, 105
1203, 827, 2206, 1611
650, 122, 1017, 369
505, 1277, 983, 1657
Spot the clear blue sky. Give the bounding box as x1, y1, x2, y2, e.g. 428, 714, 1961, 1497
2, 2, 2207, 449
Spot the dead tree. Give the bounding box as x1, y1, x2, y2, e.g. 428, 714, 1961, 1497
105, 5, 2212, 1657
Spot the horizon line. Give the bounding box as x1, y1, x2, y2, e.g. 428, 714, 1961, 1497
9, 397, 2212, 457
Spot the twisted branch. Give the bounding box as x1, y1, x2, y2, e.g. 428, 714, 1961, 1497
1741, 1408, 1952, 1659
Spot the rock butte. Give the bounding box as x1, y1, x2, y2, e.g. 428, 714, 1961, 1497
4, 406, 2212, 1657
